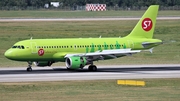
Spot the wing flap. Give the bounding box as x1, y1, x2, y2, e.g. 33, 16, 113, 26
65, 48, 141, 58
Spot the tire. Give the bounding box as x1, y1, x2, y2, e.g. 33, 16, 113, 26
88, 65, 97, 71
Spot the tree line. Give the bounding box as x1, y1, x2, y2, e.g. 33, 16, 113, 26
1, 0, 180, 10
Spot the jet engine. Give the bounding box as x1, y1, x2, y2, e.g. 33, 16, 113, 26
65, 56, 87, 69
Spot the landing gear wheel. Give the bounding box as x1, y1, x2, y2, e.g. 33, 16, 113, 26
27, 61, 32, 72
88, 65, 97, 71
27, 67, 32, 72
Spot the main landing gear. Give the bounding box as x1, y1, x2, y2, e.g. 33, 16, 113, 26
27, 62, 32, 72
88, 65, 97, 71
87, 61, 97, 71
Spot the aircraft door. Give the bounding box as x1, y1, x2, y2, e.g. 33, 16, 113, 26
127, 40, 134, 48
30, 42, 37, 53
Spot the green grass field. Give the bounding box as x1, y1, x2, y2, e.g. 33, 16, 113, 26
0, 10, 180, 18
0, 19, 180, 67
0, 79, 180, 101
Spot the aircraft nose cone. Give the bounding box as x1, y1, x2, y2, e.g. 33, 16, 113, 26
4, 49, 14, 59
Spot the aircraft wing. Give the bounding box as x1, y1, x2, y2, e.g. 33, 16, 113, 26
65, 49, 141, 59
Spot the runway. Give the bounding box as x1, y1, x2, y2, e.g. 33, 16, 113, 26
0, 17, 180, 22
0, 64, 180, 82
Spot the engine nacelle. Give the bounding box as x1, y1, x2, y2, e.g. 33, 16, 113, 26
33, 61, 53, 67
65, 56, 87, 69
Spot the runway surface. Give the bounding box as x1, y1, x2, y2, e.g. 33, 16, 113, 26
0, 64, 180, 82
0, 17, 180, 22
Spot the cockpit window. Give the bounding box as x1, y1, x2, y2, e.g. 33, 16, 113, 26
12, 45, 25, 49
17, 46, 21, 49
21, 46, 25, 49
12, 46, 17, 48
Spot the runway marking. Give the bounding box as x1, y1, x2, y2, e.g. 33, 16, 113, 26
0, 65, 180, 82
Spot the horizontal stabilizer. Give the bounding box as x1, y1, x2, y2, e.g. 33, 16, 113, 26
142, 42, 162, 48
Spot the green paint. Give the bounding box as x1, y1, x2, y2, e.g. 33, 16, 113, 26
104, 42, 108, 50
98, 44, 102, 51
123, 43, 126, 49
90, 43, 95, 52
86, 46, 89, 53
115, 41, 120, 49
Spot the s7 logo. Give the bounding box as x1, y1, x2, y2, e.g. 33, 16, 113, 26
142, 18, 153, 31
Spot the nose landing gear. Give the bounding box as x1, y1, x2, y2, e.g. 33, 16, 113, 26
27, 61, 32, 72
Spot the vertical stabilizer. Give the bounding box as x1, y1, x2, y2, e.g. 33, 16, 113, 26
126, 5, 159, 39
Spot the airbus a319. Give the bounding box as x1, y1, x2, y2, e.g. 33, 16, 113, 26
4, 5, 162, 71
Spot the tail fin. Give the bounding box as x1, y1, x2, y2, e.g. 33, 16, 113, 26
126, 5, 159, 39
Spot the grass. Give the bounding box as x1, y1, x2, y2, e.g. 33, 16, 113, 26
0, 10, 180, 18
0, 79, 180, 101
0, 19, 180, 67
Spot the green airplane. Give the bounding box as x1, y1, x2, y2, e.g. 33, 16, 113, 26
4, 5, 162, 72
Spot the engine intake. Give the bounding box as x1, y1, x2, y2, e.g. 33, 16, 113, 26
65, 56, 87, 69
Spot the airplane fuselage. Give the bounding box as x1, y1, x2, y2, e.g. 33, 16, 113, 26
5, 37, 161, 62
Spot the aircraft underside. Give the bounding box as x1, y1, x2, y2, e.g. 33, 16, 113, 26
26, 54, 126, 72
